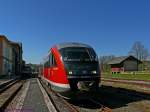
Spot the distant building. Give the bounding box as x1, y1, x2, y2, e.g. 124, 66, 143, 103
0, 35, 23, 76
108, 56, 142, 74
26, 63, 40, 73
9, 41, 23, 75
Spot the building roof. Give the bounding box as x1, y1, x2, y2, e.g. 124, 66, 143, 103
0, 35, 22, 47
107, 56, 141, 65
55, 42, 92, 50
9, 41, 22, 47
0, 35, 10, 42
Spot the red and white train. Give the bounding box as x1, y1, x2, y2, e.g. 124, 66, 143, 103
42, 42, 101, 98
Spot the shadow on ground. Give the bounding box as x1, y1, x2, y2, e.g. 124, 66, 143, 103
68, 85, 150, 109
69, 98, 103, 109
95, 85, 150, 109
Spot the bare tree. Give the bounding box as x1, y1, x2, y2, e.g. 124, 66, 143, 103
99, 55, 115, 64
129, 41, 149, 61
99, 55, 115, 72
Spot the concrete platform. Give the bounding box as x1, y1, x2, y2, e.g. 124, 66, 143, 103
21, 78, 53, 112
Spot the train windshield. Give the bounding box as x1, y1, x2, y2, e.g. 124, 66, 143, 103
59, 47, 97, 62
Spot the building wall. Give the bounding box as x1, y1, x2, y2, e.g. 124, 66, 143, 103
124, 60, 138, 71
8, 44, 13, 72
111, 63, 123, 73
110, 57, 139, 73
2, 39, 12, 75
10, 42, 22, 75
111, 67, 124, 72
0, 35, 23, 76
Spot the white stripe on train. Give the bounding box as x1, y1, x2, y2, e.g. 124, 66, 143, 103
43, 77, 70, 89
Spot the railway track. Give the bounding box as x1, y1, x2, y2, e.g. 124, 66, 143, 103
98, 84, 150, 107
101, 78, 150, 98
0, 79, 19, 93
40, 79, 77, 112
88, 98, 112, 112
97, 84, 150, 112
40, 78, 112, 112
69, 98, 112, 112
40, 78, 150, 112
0, 79, 23, 111
101, 78, 150, 88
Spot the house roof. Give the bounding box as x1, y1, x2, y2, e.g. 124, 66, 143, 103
107, 56, 141, 65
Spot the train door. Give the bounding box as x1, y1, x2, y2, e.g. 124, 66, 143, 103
49, 52, 59, 83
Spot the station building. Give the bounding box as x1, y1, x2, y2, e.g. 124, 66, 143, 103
108, 56, 142, 74
0, 35, 23, 76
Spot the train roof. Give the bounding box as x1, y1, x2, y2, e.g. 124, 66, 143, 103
55, 42, 92, 50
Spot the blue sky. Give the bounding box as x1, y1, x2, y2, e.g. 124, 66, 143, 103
0, 0, 150, 64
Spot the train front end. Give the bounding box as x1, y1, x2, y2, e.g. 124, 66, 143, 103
58, 43, 101, 98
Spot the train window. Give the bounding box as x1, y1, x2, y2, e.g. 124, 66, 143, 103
48, 57, 50, 67
44, 61, 48, 68
88, 48, 98, 61
44, 55, 51, 68
47, 54, 51, 67
59, 47, 97, 62
44, 62, 46, 68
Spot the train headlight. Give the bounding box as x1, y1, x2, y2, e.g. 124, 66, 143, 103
68, 71, 73, 75
91, 70, 97, 74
